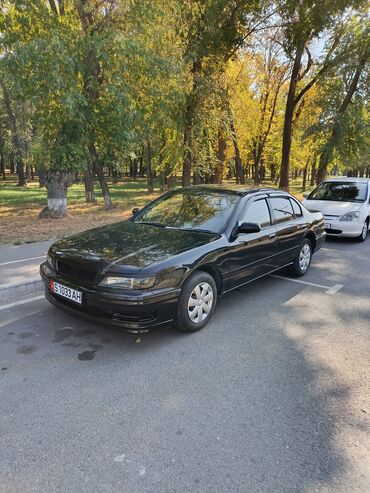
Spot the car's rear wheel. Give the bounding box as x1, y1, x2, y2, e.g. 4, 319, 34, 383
354, 219, 369, 242
174, 271, 217, 332
288, 239, 312, 277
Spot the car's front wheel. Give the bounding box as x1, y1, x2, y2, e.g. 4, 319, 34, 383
288, 239, 312, 277
354, 219, 369, 242
174, 271, 217, 332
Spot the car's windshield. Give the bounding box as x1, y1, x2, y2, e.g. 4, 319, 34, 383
308, 181, 368, 203
133, 189, 240, 233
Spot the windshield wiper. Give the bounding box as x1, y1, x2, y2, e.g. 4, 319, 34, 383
136, 221, 166, 228
178, 227, 216, 234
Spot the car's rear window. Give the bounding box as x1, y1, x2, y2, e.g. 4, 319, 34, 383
308, 181, 368, 203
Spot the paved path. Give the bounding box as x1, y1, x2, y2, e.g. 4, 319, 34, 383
0, 237, 369, 492
0, 240, 53, 286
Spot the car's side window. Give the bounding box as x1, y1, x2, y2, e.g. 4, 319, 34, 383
240, 199, 271, 229
290, 198, 303, 217
270, 197, 295, 223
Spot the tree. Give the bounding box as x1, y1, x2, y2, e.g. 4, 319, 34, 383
0, 81, 26, 186
316, 47, 369, 182
277, 0, 364, 190
180, 0, 266, 186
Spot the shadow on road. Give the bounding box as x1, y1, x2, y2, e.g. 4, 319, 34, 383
1, 273, 362, 493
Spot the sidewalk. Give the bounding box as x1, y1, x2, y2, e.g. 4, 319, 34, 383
0, 240, 53, 298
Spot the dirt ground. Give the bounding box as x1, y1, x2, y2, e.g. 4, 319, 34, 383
0, 203, 132, 245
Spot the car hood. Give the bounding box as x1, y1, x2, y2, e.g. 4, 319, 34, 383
302, 200, 362, 216
50, 220, 219, 273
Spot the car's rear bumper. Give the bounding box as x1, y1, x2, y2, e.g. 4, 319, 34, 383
40, 263, 179, 333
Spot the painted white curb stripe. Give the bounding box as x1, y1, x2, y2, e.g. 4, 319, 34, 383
0, 255, 46, 266
325, 284, 344, 295
0, 295, 45, 311
270, 275, 344, 295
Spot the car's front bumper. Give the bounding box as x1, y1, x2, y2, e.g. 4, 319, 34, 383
324, 220, 365, 237
40, 263, 180, 333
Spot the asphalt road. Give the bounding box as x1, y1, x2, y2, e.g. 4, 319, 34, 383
0, 237, 369, 493
0, 241, 51, 286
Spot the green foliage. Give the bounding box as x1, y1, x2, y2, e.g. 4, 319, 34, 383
0, 0, 368, 197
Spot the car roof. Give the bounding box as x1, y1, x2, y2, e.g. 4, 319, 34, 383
323, 176, 370, 183
182, 184, 292, 197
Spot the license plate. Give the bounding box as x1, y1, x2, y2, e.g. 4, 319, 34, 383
50, 280, 82, 304
324, 222, 331, 229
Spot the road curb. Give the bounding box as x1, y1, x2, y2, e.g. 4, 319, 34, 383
0, 277, 43, 298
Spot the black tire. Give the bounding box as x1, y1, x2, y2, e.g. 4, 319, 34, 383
354, 219, 369, 242
174, 271, 217, 332
288, 239, 312, 277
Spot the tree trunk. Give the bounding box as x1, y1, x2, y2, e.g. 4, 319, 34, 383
302, 158, 309, 191
270, 164, 276, 181
182, 59, 201, 187
0, 131, 5, 179
1, 82, 26, 186
279, 44, 305, 191
252, 150, 262, 186
84, 165, 96, 203
130, 158, 138, 181
310, 159, 316, 187
167, 175, 175, 190
10, 155, 15, 174
316, 145, 331, 184
159, 173, 165, 192
0, 150, 5, 180
146, 140, 154, 194
230, 116, 244, 184
25, 163, 31, 180
214, 128, 226, 184
38, 169, 46, 187
16, 159, 26, 186
138, 156, 144, 177
88, 143, 113, 209
39, 172, 73, 219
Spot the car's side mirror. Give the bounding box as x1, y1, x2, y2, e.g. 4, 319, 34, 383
302, 192, 309, 198
238, 222, 261, 234
132, 208, 140, 215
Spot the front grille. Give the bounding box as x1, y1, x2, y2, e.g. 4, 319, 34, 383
325, 228, 342, 234
323, 214, 340, 220
56, 260, 98, 284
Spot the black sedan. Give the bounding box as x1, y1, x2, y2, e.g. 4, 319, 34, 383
40, 186, 325, 333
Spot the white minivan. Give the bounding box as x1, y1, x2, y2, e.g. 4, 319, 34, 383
302, 177, 370, 242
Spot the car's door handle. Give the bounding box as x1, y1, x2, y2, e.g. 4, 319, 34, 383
269, 233, 277, 239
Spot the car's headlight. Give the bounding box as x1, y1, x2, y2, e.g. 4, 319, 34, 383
100, 275, 156, 289
339, 211, 360, 222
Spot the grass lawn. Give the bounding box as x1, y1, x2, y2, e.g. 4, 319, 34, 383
0, 174, 314, 245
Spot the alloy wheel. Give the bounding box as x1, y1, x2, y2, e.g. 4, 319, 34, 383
187, 282, 214, 324
299, 243, 311, 272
